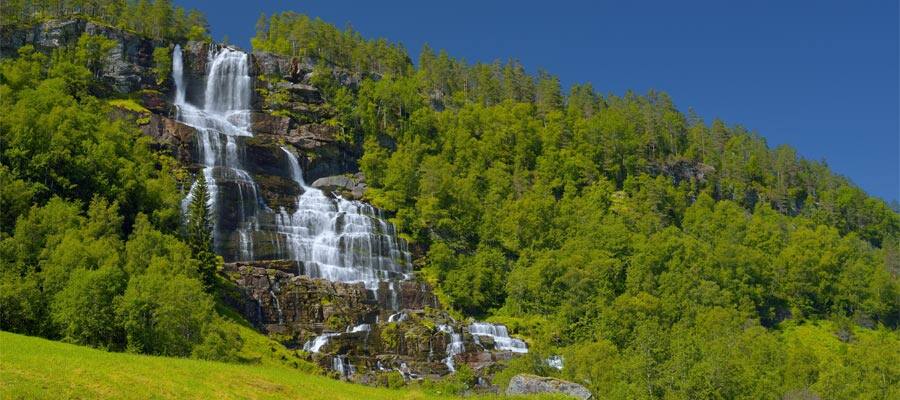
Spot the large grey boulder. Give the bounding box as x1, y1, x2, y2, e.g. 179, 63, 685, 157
506, 374, 592, 400
310, 173, 366, 200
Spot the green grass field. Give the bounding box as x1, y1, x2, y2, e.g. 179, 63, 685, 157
0, 331, 563, 400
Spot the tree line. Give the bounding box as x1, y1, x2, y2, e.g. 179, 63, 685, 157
1, 0, 210, 42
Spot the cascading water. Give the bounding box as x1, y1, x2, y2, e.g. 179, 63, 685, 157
174, 45, 259, 261
438, 325, 465, 372
469, 322, 528, 353
173, 46, 412, 307
278, 148, 412, 293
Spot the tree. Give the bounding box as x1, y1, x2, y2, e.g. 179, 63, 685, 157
116, 271, 214, 356
185, 172, 217, 288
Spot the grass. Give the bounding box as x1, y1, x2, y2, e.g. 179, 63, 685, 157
0, 331, 566, 400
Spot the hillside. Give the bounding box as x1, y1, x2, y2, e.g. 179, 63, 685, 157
0, 2, 898, 400
0, 331, 568, 399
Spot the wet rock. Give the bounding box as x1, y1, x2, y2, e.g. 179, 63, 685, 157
505, 374, 593, 400
254, 173, 302, 211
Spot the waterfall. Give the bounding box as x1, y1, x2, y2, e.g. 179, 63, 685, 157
303, 332, 340, 353
174, 46, 259, 259
172, 44, 185, 104
468, 322, 528, 353
547, 355, 564, 370
277, 148, 412, 299
438, 324, 465, 372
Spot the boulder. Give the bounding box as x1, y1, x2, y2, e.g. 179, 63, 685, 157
310, 173, 366, 200
505, 374, 593, 400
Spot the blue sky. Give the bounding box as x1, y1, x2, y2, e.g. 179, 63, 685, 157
176, 0, 899, 202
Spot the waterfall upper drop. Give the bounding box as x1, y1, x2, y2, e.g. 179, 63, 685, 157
173, 45, 412, 305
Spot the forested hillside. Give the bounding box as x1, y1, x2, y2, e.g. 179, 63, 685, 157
0, 4, 897, 399
253, 13, 900, 398
0, 0, 251, 364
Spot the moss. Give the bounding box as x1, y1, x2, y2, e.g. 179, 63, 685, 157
108, 98, 150, 114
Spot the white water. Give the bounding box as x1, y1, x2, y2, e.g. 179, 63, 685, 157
547, 355, 564, 370
332, 355, 355, 377
173, 46, 412, 305
469, 322, 528, 353
277, 148, 412, 293
438, 324, 465, 372
174, 46, 259, 259
303, 332, 340, 353
387, 312, 408, 323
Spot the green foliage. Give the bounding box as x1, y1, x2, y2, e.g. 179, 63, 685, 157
191, 319, 245, 362
117, 271, 214, 356
1, 0, 210, 42
185, 172, 218, 288
152, 46, 172, 85
0, 43, 221, 362
257, 15, 900, 399
252, 12, 411, 77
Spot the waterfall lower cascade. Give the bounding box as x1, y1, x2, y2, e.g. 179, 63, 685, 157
469, 322, 529, 353
438, 325, 465, 372
172, 45, 412, 304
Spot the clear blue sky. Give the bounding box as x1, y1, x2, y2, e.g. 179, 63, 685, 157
176, 0, 899, 202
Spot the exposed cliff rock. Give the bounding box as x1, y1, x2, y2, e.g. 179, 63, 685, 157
1, 18, 162, 94
222, 261, 528, 385
506, 374, 593, 399
311, 173, 367, 200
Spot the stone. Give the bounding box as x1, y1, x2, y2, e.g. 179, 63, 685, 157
275, 81, 323, 103
310, 173, 366, 200
505, 374, 593, 400
251, 112, 292, 136
286, 123, 337, 149
0, 19, 162, 94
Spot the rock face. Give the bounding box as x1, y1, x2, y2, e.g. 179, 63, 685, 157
506, 374, 593, 400
1, 18, 162, 94
223, 260, 530, 384
311, 173, 367, 200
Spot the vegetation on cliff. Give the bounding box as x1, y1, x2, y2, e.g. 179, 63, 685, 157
1, 0, 210, 42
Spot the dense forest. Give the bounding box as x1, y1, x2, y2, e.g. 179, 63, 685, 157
0, 4, 897, 399
253, 12, 900, 398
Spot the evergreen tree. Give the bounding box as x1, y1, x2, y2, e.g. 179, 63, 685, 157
186, 172, 217, 288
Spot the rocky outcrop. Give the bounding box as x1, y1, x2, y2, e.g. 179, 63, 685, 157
222, 260, 528, 385
141, 114, 196, 163
1, 19, 163, 94
311, 173, 366, 200
506, 374, 593, 400
651, 159, 715, 186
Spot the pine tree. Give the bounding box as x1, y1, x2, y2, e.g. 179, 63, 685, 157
186, 172, 217, 289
